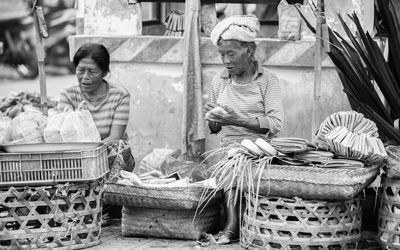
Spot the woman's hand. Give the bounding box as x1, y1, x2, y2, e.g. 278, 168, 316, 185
203, 102, 218, 113
206, 105, 239, 126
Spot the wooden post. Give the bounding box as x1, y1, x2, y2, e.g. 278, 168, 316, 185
200, 3, 217, 37
311, 0, 324, 139
33, 0, 48, 116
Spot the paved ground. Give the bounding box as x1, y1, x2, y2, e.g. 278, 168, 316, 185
0, 64, 74, 99
91, 221, 381, 250
94, 221, 241, 250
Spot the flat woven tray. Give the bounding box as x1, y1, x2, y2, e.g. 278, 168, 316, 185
247, 163, 380, 200
103, 183, 222, 210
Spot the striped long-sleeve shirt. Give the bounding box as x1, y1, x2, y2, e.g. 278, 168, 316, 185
59, 82, 130, 139
211, 61, 284, 144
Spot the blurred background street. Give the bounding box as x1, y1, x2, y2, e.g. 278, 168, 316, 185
0, 63, 74, 100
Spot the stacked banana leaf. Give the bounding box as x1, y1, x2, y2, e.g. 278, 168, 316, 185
269, 137, 317, 153
297, 0, 400, 143
164, 10, 184, 37
315, 111, 386, 163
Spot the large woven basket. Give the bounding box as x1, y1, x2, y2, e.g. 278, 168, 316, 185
121, 205, 220, 240
378, 177, 400, 249
241, 194, 362, 250
103, 183, 222, 210
247, 163, 380, 200
0, 181, 102, 249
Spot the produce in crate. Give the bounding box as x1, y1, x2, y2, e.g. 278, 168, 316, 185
0, 91, 57, 118
0, 113, 11, 144
43, 111, 67, 142
9, 112, 47, 144
60, 105, 101, 142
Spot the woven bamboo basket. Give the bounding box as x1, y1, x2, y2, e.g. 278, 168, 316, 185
103, 183, 222, 210
241, 194, 362, 250
0, 181, 102, 249
121, 205, 220, 240
247, 163, 380, 200
378, 177, 400, 249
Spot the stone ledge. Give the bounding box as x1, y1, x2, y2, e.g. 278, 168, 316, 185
69, 35, 334, 68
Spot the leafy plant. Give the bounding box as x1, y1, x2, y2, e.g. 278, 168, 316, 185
298, 0, 400, 143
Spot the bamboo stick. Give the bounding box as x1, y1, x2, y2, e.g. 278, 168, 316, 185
33, 2, 48, 116
311, 0, 324, 139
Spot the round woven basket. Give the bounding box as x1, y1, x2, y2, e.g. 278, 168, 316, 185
0, 181, 103, 249
378, 177, 400, 249
122, 205, 220, 240
103, 183, 222, 210
241, 194, 362, 249
247, 163, 380, 200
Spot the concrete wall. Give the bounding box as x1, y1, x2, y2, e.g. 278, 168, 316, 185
69, 36, 350, 161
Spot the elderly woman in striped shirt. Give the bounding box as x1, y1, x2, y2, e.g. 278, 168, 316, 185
59, 42, 133, 222
59, 42, 130, 144
203, 15, 284, 244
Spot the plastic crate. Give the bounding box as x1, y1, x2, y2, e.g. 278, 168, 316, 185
0, 144, 108, 186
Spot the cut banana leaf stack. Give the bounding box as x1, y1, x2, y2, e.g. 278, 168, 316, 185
269, 137, 317, 154
324, 126, 387, 163
316, 111, 379, 149
297, 0, 400, 143
319, 159, 365, 169
164, 10, 184, 37
294, 150, 334, 163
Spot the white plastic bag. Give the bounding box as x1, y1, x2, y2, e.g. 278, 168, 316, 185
9, 111, 47, 144
59, 102, 101, 142
278, 0, 301, 41
0, 113, 11, 144
138, 148, 177, 173
43, 110, 67, 143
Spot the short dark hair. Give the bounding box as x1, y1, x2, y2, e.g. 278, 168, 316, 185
73, 43, 110, 74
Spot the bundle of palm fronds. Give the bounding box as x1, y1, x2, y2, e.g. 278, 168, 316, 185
297, 0, 400, 144
196, 144, 273, 225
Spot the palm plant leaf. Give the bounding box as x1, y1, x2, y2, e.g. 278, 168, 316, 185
297, 1, 400, 143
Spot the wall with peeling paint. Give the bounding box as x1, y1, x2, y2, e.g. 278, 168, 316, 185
70, 36, 350, 162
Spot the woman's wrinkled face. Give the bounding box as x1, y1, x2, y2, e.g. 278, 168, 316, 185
218, 40, 252, 76
76, 57, 104, 93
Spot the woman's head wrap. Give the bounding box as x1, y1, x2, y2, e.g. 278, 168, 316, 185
210, 15, 260, 46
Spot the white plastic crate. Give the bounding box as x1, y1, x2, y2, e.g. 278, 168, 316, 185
0, 144, 108, 186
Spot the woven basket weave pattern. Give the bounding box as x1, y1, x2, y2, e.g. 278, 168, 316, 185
379, 177, 400, 249
241, 194, 362, 250
0, 181, 102, 249
252, 164, 379, 200
122, 205, 220, 240
103, 183, 221, 210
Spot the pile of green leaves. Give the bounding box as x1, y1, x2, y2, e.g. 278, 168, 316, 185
298, 0, 400, 143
